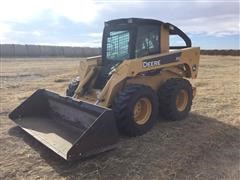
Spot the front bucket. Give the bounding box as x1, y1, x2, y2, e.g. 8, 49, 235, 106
9, 89, 119, 161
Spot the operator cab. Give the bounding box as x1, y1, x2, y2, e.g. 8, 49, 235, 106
95, 18, 192, 89
102, 18, 192, 64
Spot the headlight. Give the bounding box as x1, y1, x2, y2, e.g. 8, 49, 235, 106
70, 76, 80, 85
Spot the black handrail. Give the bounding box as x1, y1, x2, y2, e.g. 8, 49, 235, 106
164, 23, 192, 49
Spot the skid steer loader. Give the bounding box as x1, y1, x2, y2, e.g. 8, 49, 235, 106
9, 18, 200, 161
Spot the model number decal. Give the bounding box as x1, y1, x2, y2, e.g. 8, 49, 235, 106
142, 52, 182, 68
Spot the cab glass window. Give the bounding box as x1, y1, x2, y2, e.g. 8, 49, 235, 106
135, 25, 160, 58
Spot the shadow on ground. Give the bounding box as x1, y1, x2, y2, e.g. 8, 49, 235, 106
8, 113, 240, 179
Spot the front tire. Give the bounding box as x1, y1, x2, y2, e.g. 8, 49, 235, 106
158, 78, 193, 121
113, 85, 159, 136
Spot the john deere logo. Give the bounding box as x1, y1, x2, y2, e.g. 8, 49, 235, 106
143, 52, 182, 68
143, 60, 161, 68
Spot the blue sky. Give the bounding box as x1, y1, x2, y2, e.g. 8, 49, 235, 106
0, 0, 239, 49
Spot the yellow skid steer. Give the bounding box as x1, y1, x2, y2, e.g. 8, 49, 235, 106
9, 18, 200, 161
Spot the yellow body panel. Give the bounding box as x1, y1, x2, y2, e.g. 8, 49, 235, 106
160, 25, 169, 53
74, 47, 200, 108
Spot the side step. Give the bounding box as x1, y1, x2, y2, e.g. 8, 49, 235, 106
9, 89, 119, 161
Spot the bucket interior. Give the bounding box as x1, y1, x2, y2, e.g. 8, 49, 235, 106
9, 89, 112, 159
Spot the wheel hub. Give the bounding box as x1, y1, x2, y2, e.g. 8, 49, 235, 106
133, 97, 152, 125
176, 89, 188, 112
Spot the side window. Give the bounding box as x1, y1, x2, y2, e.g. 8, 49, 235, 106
136, 25, 160, 58
170, 35, 186, 47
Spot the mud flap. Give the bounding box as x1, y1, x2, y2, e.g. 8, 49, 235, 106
9, 89, 119, 161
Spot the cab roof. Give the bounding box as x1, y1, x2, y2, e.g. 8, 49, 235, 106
105, 18, 165, 26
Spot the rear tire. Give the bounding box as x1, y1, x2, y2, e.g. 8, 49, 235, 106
113, 85, 159, 136
158, 78, 193, 121
66, 79, 79, 97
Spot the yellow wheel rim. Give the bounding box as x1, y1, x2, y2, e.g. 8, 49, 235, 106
133, 98, 152, 125
176, 89, 188, 112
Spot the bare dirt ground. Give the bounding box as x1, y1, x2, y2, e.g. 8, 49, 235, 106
0, 56, 239, 180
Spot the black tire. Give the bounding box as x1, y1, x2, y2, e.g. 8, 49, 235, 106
158, 78, 193, 121
66, 79, 79, 97
113, 85, 159, 136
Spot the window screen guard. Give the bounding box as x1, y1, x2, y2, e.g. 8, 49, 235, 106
106, 30, 130, 61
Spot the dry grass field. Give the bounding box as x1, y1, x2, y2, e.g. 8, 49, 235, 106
0, 55, 239, 179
